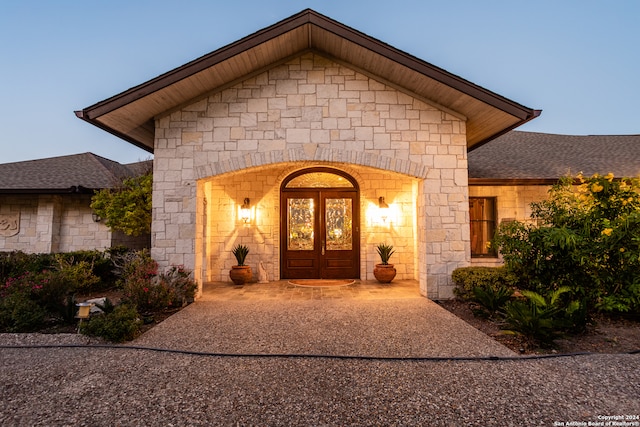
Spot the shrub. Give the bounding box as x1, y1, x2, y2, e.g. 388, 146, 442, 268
51, 254, 101, 292
91, 172, 152, 237
121, 251, 197, 312
0, 252, 53, 285
471, 285, 513, 318
157, 265, 197, 307
121, 251, 166, 312
56, 250, 118, 289
0, 292, 47, 332
452, 266, 516, 300
502, 287, 582, 347
79, 304, 142, 342
494, 173, 640, 315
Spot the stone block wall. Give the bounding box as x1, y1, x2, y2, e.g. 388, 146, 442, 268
468, 184, 550, 267
0, 194, 114, 253
197, 164, 418, 284
153, 52, 469, 299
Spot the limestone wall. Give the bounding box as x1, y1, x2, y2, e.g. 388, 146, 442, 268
468, 184, 550, 267
0, 194, 113, 253
197, 165, 418, 283
153, 52, 469, 298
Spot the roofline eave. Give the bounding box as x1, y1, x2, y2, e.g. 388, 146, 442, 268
76, 9, 540, 150
468, 109, 542, 152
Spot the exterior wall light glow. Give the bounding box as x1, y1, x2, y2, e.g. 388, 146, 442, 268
240, 198, 251, 224
378, 197, 389, 222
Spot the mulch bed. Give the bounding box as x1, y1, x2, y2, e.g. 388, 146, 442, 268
437, 299, 640, 355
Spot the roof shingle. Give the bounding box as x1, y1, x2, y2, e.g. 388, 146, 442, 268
469, 131, 640, 180
0, 153, 149, 193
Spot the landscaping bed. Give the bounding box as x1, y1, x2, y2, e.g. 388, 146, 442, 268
438, 298, 640, 355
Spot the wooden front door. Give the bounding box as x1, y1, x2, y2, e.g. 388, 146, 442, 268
280, 170, 360, 279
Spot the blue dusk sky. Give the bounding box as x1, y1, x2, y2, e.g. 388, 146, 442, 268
1, 0, 638, 164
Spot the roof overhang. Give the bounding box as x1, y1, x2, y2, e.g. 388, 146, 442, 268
75, 9, 540, 153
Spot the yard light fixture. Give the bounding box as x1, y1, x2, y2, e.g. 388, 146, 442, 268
91, 212, 102, 222
75, 302, 94, 332
240, 198, 251, 224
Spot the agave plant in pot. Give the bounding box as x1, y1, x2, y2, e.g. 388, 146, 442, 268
229, 244, 252, 285
373, 243, 396, 283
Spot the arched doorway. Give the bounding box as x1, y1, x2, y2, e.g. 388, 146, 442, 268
280, 168, 360, 279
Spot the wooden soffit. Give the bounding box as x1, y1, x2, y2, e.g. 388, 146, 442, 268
76, 9, 540, 153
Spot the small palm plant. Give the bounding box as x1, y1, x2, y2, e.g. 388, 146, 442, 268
471, 285, 514, 319
376, 243, 395, 265
232, 244, 249, 266
502, 286, 581, 347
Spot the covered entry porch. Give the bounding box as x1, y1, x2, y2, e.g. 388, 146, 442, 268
195, 162, 424, 295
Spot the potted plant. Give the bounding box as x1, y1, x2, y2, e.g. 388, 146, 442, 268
373, 243, 396, 283
229, 244, 252, 285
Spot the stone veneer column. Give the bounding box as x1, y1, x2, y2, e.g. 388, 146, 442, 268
419, 137, 471, 299
151, 117, 199, 273
34, 195, 62, 253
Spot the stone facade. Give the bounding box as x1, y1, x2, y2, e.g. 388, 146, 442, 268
468, 184, 550, 266
152, 52, 470, 299
0, 194, 109, 253
0, 194, 149, 253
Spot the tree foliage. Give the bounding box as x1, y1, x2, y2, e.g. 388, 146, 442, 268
90, 172, 152, 237
494, 173, 640, 315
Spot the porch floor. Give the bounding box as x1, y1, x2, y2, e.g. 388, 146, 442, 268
200, 279, 421, 301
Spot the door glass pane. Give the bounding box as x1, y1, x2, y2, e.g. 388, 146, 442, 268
288, 198, 314, 250
285, 172, 354, 188
325, 198, 352, 251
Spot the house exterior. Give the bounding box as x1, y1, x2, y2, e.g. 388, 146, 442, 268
468, 131, 640, 265
0, 153, 150, 253
75, 9, 541, 299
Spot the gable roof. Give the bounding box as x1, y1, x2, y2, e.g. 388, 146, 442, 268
468, 131, 640, 184
0, 153, 149, 194
75, 9, 539, 153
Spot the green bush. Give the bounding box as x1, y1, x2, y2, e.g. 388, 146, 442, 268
121, 251, 196, 312
503, 287, 583, 347
494, 173, 640, 315
0, 292, 47, 332
471, 285, 513, 318
0, 252, 53, 285
158, 265, 197, 307
120, 251, 166, 312
0, 248, 192, 335
55, 250, 118, 289
79, 304, 142, 342
451, 266, 516, 300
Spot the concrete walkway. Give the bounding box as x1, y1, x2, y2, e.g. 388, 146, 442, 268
1, 280, 638, 426
133, 280, 517, 358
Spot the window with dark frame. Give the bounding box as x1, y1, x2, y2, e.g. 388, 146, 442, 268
469, 197, 497, 257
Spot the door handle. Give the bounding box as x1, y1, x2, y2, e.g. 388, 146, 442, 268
322, 240, 325, 255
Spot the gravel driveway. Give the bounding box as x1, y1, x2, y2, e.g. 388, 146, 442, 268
1, 282, 638, 426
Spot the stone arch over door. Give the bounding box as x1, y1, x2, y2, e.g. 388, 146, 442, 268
193, 146, 429, 181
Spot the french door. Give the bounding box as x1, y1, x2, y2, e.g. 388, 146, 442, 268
281, 189, 359, 279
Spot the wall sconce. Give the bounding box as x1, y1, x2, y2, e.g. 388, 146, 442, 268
378, 197, 389, 223
91, 212, 102, 223
240, 198, 251, 224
